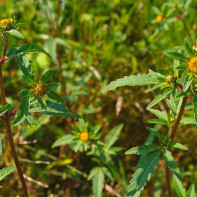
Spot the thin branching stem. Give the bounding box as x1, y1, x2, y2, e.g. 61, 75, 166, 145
0, 39, 28, 197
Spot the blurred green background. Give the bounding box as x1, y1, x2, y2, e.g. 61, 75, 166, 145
0, 0, 197, 196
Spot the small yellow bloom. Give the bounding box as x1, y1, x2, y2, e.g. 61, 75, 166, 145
34, 83, 47, 97
188, 56, 197, 74
156, 15, 163, 23
0, 18, 14, 29
80, 132, 89, 142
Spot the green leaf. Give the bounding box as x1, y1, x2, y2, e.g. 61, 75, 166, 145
147, 108, 168, 121
37, 97, 47, 109
147, 119, 168, 125
41, 69, 53, 83
127, 151, 160, 197
164, 51, 187, 62
88, 167, 105, 197
173, 175, 186, 197
146, 127, 162, 141
22, 76, 34, 87
47, 91, 61, 101
47, 82, 59, 91
184, 37, 195, 57
170, 143, 188, 151
0, 166, 16, 181
6, 29, 24, 39
163, 150, 182, 181
102, 74, 160, 93
12, 97, 29, 126
187, 184, 195, 197
48, 194, 54, 197
147, 88, 172, 109
18, 89, 31, 97
125, 144, 161, 155
105, 124, 123, 151
0, 104, 11, 116
52, 135, 75, 148
7, 43, 51, 58
29, 100, 81, 119
193, 98, 197, 125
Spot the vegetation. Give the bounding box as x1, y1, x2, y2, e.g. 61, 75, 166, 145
0, 0, 197, 196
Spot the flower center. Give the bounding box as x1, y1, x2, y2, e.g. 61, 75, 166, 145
156, 15, 163, 23
34, 83, 47, 97
188, 56, 197, 74
80, 132, 89, 142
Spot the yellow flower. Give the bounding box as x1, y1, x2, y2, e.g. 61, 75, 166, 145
0, 18, 14, 29
188, 56, 197, 74
34, 83, 47, 97
156, 15, 163, 23
80, 132, 89, 142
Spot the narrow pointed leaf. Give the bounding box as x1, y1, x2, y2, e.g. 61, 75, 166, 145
0, 166, 16, 181
6, 29, 24, 39
170, 143, 188, 151
187, 184, 195, 197
184, 37, 195, 57
125, 144, 161, 155
147, 88, 172, 109
193, 98, 197, 125
41, 69, 53, 83
164, 51, 187, 62
163, 150, 182, 181
173, 175, 186, 197
0, 104, 11, 116
146, 127, 162, 141
127, 151, 161, 197
102, 74, 160, 93
147, 108, 168, 121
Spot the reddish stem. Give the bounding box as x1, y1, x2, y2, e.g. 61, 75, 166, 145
165, 96, 188, 196
0, 40, 28, 196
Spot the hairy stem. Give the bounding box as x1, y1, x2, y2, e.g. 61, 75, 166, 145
0, 40, 28, 196
165, 96, 188, 196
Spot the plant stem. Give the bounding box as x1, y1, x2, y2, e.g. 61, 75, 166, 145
0, 40, 28, 196
165, 96, 188, 196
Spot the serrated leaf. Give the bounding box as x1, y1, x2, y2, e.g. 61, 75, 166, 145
0, 166, 16, 181
173, 175, 186, 197
105, 124, 123, 151
164, 51, 187, 62
163, 150, 182, 181
18, 89, 31, 97
7, 43, 51, 58
187, 184, 195, 197
184, 37, 195, 57
52, 135, 75, 148
6, 29, 24, 39
147, 88, 172, 109
0, 104, 11, 116
170, 143, 188, 151
146, 127, 162, 141
41, 69, 53, 83
145, 83, 165, 93
102, 74, 160, 93
125, 144, 161, 155
127, 151, 160, 197
47, 91, 61, 101
12, 97, 29, 126
193, 98, 197, 125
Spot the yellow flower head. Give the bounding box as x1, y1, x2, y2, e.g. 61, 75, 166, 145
156, 15, 163, 23
34, 83, 47, 97
80, 132, 89, 142
0, 18, 14, 29
188, 56, 197, 74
